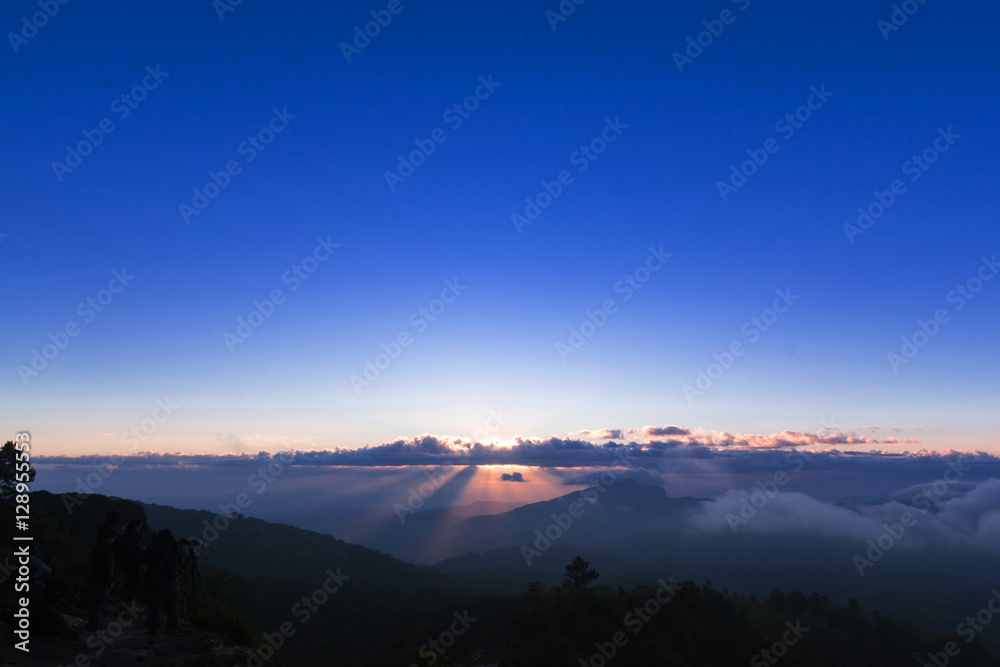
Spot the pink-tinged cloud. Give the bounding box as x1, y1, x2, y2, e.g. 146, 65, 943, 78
33, 424, 931, 470
675, 429, 921, 450
572, 428, 624, 440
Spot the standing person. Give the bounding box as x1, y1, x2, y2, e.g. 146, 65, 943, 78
116, 519, 145, 606
142, 529, 180, 634
97, 510, 121, 544
86, 531, 115, 631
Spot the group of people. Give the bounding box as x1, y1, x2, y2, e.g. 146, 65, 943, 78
87, 509, 183, 635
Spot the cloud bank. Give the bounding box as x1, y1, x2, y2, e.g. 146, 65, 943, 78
689, 478, 1000, 553
35, 424, 933, 469
35, 425, 999, 505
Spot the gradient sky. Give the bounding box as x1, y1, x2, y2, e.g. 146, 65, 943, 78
3, 0, 999, 457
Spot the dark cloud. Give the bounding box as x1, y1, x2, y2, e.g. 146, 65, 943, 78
34, 428, 999, 508
644, 426, 691, 437
561, 467, 665, 487
31, 432, 1000, 538
35, 433, 994, 475
499, 472, 527, 482
647, 438, 685, 450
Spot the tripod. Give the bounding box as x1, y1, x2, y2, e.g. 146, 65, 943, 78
178, 545, 217, 634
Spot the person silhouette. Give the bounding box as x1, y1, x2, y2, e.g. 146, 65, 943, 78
116, 519, 145, 605
86, 531, 115, 631
97, 510, 121, 544
142, 528, 180, 634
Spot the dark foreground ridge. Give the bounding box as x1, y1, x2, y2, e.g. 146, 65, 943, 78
2, 491, 999, 666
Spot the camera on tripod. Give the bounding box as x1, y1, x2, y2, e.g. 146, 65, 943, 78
177, 537, 203, 560
174, 536, 215, 632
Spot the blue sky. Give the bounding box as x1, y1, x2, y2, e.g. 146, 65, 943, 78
3, 0, 999, 457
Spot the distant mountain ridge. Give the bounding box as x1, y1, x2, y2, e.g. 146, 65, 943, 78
336, 481, 706, 564
9, 490, 1000, 666
141, 500, 453, 591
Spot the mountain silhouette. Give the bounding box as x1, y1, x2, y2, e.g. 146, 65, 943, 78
339, 481, 705, 564
6, 490, 1000, 666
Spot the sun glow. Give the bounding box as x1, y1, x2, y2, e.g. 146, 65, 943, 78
475, 437, 518, 448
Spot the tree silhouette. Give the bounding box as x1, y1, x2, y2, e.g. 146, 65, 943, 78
0, 441, 35, 500
563, 556, 599, 591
